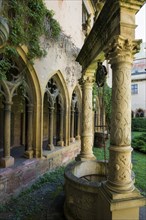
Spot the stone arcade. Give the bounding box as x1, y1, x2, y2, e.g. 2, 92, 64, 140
0, 0, 145, 219
64, 0, 146, 220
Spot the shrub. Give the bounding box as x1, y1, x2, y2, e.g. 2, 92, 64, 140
132, 134, 146, 154
132, 118, 146, 132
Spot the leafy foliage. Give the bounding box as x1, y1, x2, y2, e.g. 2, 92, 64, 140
132, 133, 146, 154
0, 0, 61, 78
132, 118, 146, 132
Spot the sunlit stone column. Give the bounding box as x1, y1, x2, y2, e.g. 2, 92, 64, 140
48, 106, 55, 150
24, 104, 33, 158
104, 35, 141, 193
77, 72, 96, 160
0, 101, 14, 167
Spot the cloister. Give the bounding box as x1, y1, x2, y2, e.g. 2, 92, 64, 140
0, 0, 146, 219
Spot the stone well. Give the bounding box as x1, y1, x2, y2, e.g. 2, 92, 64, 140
64, 160, 107, 220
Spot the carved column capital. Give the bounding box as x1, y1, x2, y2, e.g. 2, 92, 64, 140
104, 35, 142, 65
79, 74, 95, 87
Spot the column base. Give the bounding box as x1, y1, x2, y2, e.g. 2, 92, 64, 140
24, 150, 34, 159
75, 135, 81, 140
57, 141, 64, 147
97, 184, 146, 220
104, 178, 135, 194
0, 156, 14, 168
47, 144, 55, 151
75, 153, 96, 161
70, 137, 75, 143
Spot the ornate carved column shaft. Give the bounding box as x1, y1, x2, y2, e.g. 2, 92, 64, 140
24, 104, 33, 158
77, 73, 96, 160
104, 35, 141, 193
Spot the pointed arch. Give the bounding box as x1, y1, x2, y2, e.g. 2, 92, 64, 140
16, 46, 43, 158
70, 84, 82, 141
73, 84, 82, 110
43, 70, 70, 146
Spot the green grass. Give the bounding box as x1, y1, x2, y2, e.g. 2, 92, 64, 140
132, 151, 146, 195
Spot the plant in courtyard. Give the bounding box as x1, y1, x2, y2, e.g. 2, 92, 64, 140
132, 118, 146, 132
0, 0, 61, 79
132, 133, 146, 154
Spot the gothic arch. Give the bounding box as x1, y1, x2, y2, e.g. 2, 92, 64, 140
70, 84, 82, 141
135, 108, 144, 117
17, 46, 43, 158
73, 84, 82, 110
43, 70, 70, 147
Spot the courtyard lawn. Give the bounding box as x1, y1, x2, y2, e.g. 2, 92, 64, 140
132, 151, 146, 196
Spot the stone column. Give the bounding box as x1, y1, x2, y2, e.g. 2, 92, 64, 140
75, 110, 81, 140
76, 72, 96, 160
70, 102, 75, 142
48, 106, 55, 150
21, 110, 26, 146
57, 109, 64, 146
24, 104, 33, 159
104, 36, 141, 193
0, 101, 14, 167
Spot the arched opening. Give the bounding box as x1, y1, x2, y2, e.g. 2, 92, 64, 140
0, 46, 42, 167
70, 86, 82, 142
136, 108, 144, 117
43, 71, 69, 151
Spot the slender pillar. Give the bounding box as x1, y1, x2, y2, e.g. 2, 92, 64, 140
75, 110, 81, 140
70, 102, 75, 142
76, 72, 96, 161
0, 101, 14, 167
48, 106, 55, 150
24, 104, 34, 159
104, 36, 141, 193
21, 110, 26, 146
57, 109, 64, 146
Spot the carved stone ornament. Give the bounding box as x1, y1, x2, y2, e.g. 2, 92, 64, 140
106, 145, 134, 192
79, 74, 94, 86
104, 35, 142, 64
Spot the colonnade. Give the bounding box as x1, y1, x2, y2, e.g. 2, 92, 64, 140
77, 35, 141, 194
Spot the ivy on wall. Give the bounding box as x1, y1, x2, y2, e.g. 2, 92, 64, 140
0, 0, 61, 79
